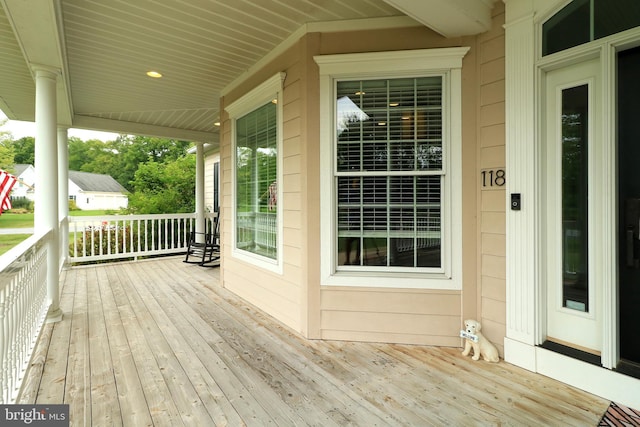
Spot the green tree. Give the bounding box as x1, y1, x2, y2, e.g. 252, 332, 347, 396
68, 136, 94, 171
0, 119, 15, 170
127, 155, 196, 214
77, 139, 120, 177
12, 136, 35, 165
101, 135, 192, 191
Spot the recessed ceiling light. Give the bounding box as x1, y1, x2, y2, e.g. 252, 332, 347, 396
146, 71, 163, 78
389, 102, 400, 107
214, 122, 221, 127
378, 122, 386, 126
355, 91, 366, 96
271, 98, 278, 104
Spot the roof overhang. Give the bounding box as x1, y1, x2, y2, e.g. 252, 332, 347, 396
382, 0, 497, 37
0, 0, 499, 146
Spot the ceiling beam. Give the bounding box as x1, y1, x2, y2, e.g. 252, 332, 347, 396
382, 0, 495, 37
72, 115, 218, 144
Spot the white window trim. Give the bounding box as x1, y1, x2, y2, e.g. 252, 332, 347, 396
315, 48, 469, 289
226, 72, 286, 274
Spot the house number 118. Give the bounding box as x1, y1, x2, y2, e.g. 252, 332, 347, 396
481, 169, 505, 187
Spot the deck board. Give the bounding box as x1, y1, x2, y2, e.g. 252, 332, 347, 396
18, 257, 611, 426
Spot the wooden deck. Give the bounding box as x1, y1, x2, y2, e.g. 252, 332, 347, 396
18, 257, 611, 426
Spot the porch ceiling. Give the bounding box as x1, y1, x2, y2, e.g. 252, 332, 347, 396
0, 0, 496, 145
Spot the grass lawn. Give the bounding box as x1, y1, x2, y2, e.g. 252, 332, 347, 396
0, 210, 112, 256
0, 234, 32, 256
0, 212, 34, 228
0, 210, 112, 229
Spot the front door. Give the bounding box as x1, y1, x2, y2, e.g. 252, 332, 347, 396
618, 46, 640, 374
545, 58, 602, 355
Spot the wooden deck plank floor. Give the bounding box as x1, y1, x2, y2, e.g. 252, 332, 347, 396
18, 257, 611, 426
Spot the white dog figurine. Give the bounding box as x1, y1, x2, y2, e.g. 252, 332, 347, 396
460, 319, 500, 362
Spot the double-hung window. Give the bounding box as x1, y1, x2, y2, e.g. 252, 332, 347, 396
315, 48, 468, 289
226, 73, 285, 272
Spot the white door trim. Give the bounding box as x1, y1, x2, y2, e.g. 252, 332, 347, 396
543, 58, 602, 353
504, 0, 640, 408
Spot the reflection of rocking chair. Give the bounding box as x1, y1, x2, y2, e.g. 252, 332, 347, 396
184, 211, 220, 267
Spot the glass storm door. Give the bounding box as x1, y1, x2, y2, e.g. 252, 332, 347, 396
545, 58, 602, 354
618, 46, 640, 373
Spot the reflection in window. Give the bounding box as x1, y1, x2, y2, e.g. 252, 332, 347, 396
335, 77, 443, 269
561, 84, 589, 312
235, 102, 278, 260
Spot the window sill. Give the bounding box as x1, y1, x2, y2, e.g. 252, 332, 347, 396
322, 270, 460, 290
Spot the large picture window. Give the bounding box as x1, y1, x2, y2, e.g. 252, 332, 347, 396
336, 77, 443, 269
226, 73, 284, 271
316, 48, 468, 289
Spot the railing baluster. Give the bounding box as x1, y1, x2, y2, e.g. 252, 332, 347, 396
65, 213, 212, 262
0, 232, 50, 403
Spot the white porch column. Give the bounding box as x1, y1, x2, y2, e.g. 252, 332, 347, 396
58, 127, 69, 268
34, 67, 63, 323
195, 143, 205, 236
503, 1, 538, 369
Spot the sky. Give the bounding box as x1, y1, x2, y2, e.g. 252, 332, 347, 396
0, 111, 119, 141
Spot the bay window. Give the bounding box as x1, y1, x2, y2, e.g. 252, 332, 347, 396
316, 48, 468, 289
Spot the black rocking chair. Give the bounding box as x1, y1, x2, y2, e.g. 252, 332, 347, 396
184, 211, 220, 267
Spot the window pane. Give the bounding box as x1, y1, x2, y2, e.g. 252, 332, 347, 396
594, 0, 640, 40
561, 84, 589, 312
235, 102, 278, 259
542, 0, 590, 56
336, 175, 442, 268
542, 0, 640, 56
336, 77, 442, 172
335, 77, 444, 269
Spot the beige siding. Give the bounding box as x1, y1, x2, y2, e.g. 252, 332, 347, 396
477, 3, 506, 355
219, 7, 508, 348
220, 42, 306, 333
316, 26, 473, 345
321, 289, 461, 346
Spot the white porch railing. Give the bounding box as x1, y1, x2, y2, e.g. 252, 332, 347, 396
0, 230, 51, 404
68, 213, 217, 263
0, 213, 217, 403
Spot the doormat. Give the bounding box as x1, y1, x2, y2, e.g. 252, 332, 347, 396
599, 402, 640, 426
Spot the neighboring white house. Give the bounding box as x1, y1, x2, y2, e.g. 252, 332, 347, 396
189, 144, 220, 213
10, 166, 128, 211
10, 164, 35, 200
68, 170, 128, 211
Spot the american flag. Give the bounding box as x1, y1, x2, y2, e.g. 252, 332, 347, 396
0, 169, 17, 215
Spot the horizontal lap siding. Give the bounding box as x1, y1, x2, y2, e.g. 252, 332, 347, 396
317, 25, 474, 345
321, 289, 462, 346
478, 4, 506, 355
220, 12, 507, 346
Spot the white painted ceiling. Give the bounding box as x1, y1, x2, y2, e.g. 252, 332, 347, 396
0, 0, 495, 145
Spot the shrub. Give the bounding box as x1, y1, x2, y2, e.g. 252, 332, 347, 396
10, 197, 33, 211
69, 200, 80, 211
71, 224, 135, 259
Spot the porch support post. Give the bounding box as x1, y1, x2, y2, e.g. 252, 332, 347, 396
33, 67, 63, 323
58, 127, 69, 268
503, 1, 537, 369
195, 143, 205, 236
